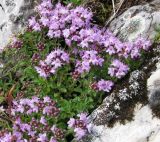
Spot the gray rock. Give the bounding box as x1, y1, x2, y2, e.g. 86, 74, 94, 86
147, 60, 160, 109
149, 89, 160, 108
0, 0, 37, 51
86, 105, 160, 142
109, 0, 160, 42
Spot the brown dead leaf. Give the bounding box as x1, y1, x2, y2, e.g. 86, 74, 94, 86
5, 84, 16, 117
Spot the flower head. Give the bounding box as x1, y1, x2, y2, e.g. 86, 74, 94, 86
108, 59, 129, 79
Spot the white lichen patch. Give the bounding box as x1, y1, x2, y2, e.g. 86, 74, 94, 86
103, 93, 116, 105
109, 1, 160, 42
129, 70, 143, 95
120, 15, 146, 41
114, 103, 120, 110
129, 82, 139, 94
91, 105, 160, 142
129, 70, 142, 83
118, 88, 131, 101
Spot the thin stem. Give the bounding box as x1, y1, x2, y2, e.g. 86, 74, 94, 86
105, 0, 125, 27
112, 0, 116, 15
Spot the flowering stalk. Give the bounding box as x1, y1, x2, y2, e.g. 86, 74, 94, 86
68, 113, 92, 140
35, 49, 70, 78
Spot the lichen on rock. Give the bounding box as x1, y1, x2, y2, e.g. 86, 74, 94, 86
109, 0, 160, 42
0, 0, 37, 51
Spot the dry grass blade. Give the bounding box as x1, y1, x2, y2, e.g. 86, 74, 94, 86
5, 84, 16, 117
105, 0, 125, 26
112, 0, 116, 15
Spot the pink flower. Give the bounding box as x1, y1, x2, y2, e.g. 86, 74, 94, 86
28, 17, 37, 27
68, 118, 76, 128
97, 79, 114, 92
108, 59, 129, 79
74, 128, 86, 140
35, 61, 52, 78
63, 29, 70, 38
40, 116, 47, 125
78, 113, 88, 123
39, 17, 50, 27
68, 112, 91, 140
43, 96, 51, 103
37, 133, 48, 142
33, 22, 41, 31
50, 137, 57, 142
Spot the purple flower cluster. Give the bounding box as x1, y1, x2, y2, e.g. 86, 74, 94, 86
74, 50, 104, 75
29, 1, 151, 80
34, 1, 93, 43
27, 1, 152, 93
91, 79, 114, 92
35, 49, 70, 78
0, 117, 63, 142
103, 35, 152, 59
0, 96, 64, 142
9, 37, 23, 49
0, 131, 13, 142
108, 59, 129, 79
68, 113, 92, 140
11, 96, 60, 116
28, 1, 151, 54
28, 16, 41, 31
